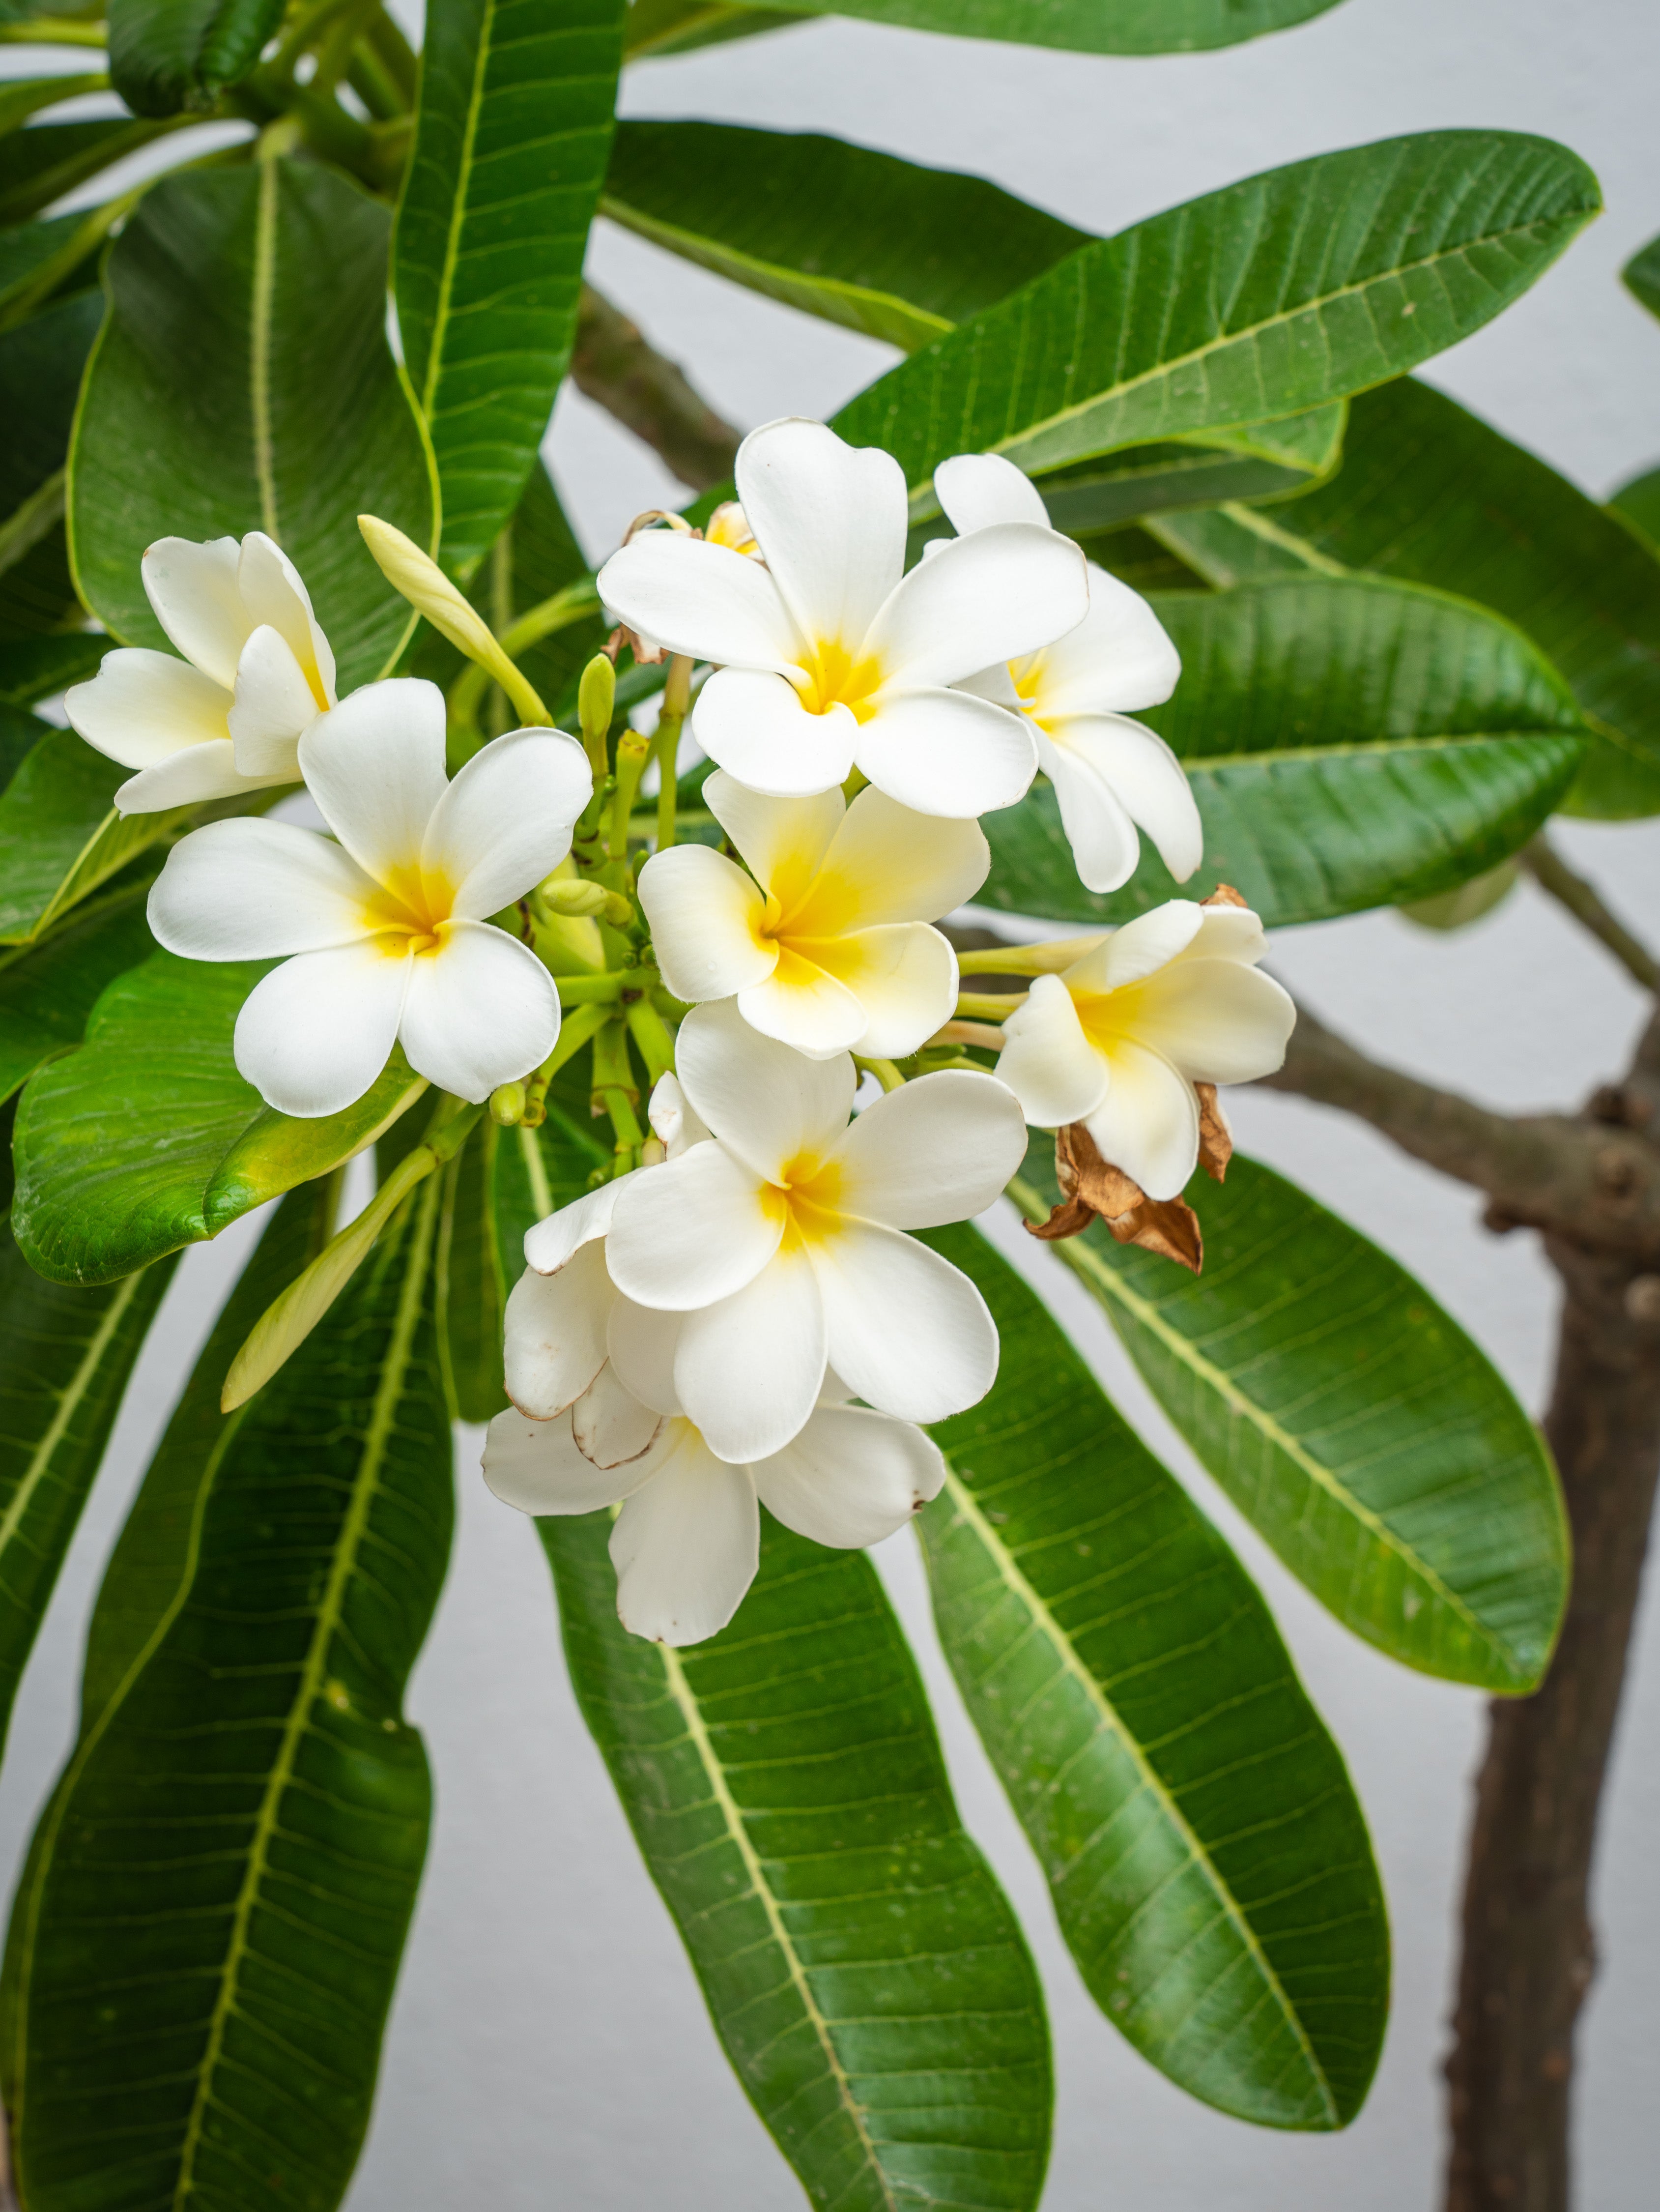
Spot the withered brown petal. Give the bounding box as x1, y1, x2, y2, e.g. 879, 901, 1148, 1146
1105, 1194, 1204, 1274
1195, 1081, 1233, 1184
1202, 882, 1249, 909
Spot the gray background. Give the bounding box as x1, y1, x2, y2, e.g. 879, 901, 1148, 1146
4, 0, 1660, 2205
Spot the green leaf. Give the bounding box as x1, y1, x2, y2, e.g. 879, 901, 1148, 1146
920, 1223, 1387, 2128
1609, 465, 1660, 551
12, 950, 427, 1284
109, 0, 284, 116
0, 727, 191, 947
1, 1174, 453, 2212
394, 0, 623, 577
1029, 406, 1345, 534
0, 70, 108, 134
436, 1116, 507, 1423
1623, 230, 1660, 320
488, 1071, 607, 1287
0, 209, 103, 326
1, 291, 100, 532
0, 868, 153, 1102
832, 133, 1600, 496
716, 0, 1348, 56
980, 574, 1585, 930
622, 0, 804, 57
0, 519, 81, 638
0, 119, 184, 228
1150, 378, 1660, 819
1020, 1150, 1569, 1691
70, 159, 436, 691
544, 1508, 1054, 2210
0, 628, 106, 704
603, 118, 1090, 351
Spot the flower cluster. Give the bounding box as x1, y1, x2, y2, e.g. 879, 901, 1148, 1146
95, 417, 1294, 1646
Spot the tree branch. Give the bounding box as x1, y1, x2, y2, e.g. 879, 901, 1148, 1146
571, 286, 743, 493
1521, 833, 1660, 994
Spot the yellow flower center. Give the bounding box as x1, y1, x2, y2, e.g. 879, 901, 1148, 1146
1072, 979, 1155, 1058
794, 637, 885, 722
362, 867, 456, 960
760, 1152, 845, 1239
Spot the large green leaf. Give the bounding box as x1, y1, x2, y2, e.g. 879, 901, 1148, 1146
718, 0, 1348, 55
0, 120, 183, 228
0, 629, 107, 705
109, 0, 285, 117
0, 72, 109, 135
0, 291, 101, 558
1610, 466, 1660, 550
0, 1174, 452, 2212
920, 1223, 1386, 2127
0, 206, 115, 331
980, 574, 1585, 929
1623, 230, 1660, 320
0, 727, 191, 947
0, 867, 153, 1101
70, 159, 436, 692
623, 0, 815, 57
435, 1116, 508, 1422
12, 950, 426, 1284
1019, 1150, 1569, 1691
1151, 377, 1660, 818
544, 1508, 1054, 2211
1029, 407, 1344, 533
833, 133, 1600, 497
394, 0, 623, 577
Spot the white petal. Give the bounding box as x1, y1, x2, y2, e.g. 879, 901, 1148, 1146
1031, 561, 1182, 720
227, 626, 323, 777
572, 1360, 665, 1470
673, 997, 855, 1180
233, 941, 410, 1118
298, 679, 448, 893
786, 786, 989, 933
504, 1245, 614, 1418
607, 1296, 685, 1415
65, 647, 231, 769
524, 1175, 630, 1274
852, 687, 1038, 818
637, 844, 775, 1004
797, 924, 958, 1059
996, 975, 1108, 1127
1036, 732, 1143, 897
424, 727, 590, 920
735, 417, 906, 650
115, 742, 287, 816
1043, 715, 1202, 887
147, 817, 381, 960
812, 1222, 999, 1424
1125, 960, 1296, 1084
1064, 900, 1204, 993
736, 953, 867, 1059
934, 451, 1051, 534
1181, 904, 1271, 966
673, 1241, 827, 1463
830, 1067, 1027, 1226
864, 524, 1088, 691
703, 770, 843, 906
484, 1407, 664, 1517
398, 921, 557, 1103
1084, 1040, 1201, 1201
237, 531, 335, 707
141, 535, 248, 688
956, 660, 1024, 709
647, 1074, 710, 1160
611, 1428, 760, 1645
606, 1139, 783, 1310
692, 667, 858, 797
753, 1404, 945, 1548
597, 531, 800, 671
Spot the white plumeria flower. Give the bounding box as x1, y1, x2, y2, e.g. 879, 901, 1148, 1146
66, 532, 338, 815
580, 1001, 1024, 1464
483, 1383, 945, 1649
996, 900, 1295, 1199
933, 452, 1202, 894
595, 418, 1089, 818
638, 771, 987, 1061
147, 677, 591, 1118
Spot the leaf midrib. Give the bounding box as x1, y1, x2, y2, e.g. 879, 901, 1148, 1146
250, 159, 279, 542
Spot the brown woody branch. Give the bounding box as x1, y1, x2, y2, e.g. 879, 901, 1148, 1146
1521, 834, 1660, 994
571, 285, 743, 492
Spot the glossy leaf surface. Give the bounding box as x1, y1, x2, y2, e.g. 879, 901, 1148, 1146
718, 0, 1347, 56
109, 0, 285, 117
1623, 231, 1660, 320
1152, 377, 1660, 817
980, 574, 1585, 929
0, 631, 107, 705
0, 120, 181, 228
0, 291, 100, 542
834, 134, 1599, 493
1025, 1150, 1569, 1690
71, 160, 435, 691
12, 952, 426, 1284
395, 0, 623, 577
436, 1117, 507, 1423
1, 1178, 452, 2212
0, 869, 153, 1101
0, 728, 189, 947
921, 1223, 1386, 2127
1610, 466, 1660, 550
545, 1506, 1054, 2210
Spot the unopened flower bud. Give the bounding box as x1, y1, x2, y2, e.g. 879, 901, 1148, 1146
489, 1081, 527, 1126
578, 652, 616, 750
541, 877, 608, 918
358, 515, 547, 727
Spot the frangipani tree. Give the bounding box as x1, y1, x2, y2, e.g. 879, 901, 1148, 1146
0, 5, 1654, 2212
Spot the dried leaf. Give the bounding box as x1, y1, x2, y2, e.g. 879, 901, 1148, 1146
1023, 1122, 1204, 1273
1196, 1082, 1233, 1183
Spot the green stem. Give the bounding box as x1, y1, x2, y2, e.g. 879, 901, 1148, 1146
625, 997, 677, 1085
523, 1004, 610, 1127
956, 989, 1027, 1021
609, 735, 652, 864
0, 20, 106, 46
957, 937, 1104, 977
854, 1056, 905, 1094
448, 579, 600, 737
555, 971, 625, 1005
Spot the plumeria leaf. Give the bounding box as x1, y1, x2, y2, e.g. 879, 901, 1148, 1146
12, 951, 426, 1285
980, 574, 1586, 930
544, 1507, 1054, 2211
1622, 230, 1660, 320
1610, 466, 1660, 550
833, 133, 1600, 498
710, 0, 1347, 55
0, 630, 107, 705
0, 206, 113, 330
1151, 378, 1660, 819
920, 1222, 1387, 2126
0, 119, 183, 228
108, 0, 286, 117
0, 72, 112, 135
1018, 1147, 1569, 1691
624, 0, 831, 58
0, 1176, 453, 2212
0, 867, 154, 1102
0, 728, 193, 946
437, 1119, 508, 1423
70, 159, 437, 691
1, 291, 101, 576
1028, 406, 1345, 534
394, 0, 624, 577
